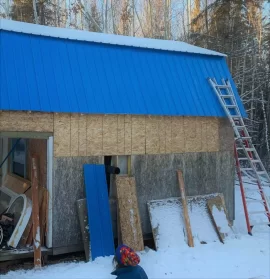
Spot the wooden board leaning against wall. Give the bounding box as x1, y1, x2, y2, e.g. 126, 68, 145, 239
0, 111, 222, 157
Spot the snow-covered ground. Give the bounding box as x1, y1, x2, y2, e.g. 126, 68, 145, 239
2, 180, 270, 279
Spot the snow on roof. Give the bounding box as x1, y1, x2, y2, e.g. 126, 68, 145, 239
0, 19, 226, 57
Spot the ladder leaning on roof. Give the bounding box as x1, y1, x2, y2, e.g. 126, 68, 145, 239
208, 77, 270, 235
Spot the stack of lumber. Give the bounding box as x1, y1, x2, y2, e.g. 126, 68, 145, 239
3, 173, 48, 248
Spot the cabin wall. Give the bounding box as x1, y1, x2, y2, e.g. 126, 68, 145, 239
131, 151, 234, 233
52, 156, 103, 249
0, 111, 235, 253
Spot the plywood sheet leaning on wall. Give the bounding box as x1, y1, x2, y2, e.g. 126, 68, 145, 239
187, 195, 220, 245
148, 195, 221, 250
115, 176, 144, 251
207, 194, 234, 243
148, 198, 186, 250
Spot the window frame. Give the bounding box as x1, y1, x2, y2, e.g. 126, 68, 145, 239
9, 138, 28, 179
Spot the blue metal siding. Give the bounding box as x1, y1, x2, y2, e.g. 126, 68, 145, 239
0, 30, 247, 117
83, 164, 115, 260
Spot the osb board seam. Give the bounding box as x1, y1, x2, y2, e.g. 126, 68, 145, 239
1, 112, 222, 157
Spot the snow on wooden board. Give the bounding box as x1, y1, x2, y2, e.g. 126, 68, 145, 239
207, 195, 234, 243
188, 195, 220, 245
148, 194, 220, 250
148, 198, 185, 250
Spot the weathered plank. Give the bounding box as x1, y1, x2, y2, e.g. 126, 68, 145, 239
77, 198, 91, 262
177, 170, 194, 247
31, 156, 41, 268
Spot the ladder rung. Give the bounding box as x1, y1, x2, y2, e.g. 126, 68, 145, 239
221, 94, 234, 98
226, 105, 237, 108
249, 211, 267, 215
251, 160, 261, 163
244, 188, 263, 193
216, 85, 230, 89
235, 126, 245, 129
236, 147, 255, 151
246, 200, 265, 204
251, 222, 270, 226
235, 138, 252, 142
240, 159, 262, 163
257, 171, 267, 175
240, 168, 253, 171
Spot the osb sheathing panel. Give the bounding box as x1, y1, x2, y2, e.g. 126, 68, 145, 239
159, 116, 167, 154
0, 111, 53, 132
54, 114, 71, 157
124, 115, 132, 154
78, 115, 87, 156
116, 176, 144, 251
0, 112, 221, 156
70, 114, 79, 156
171, 117, 184, 153
117, 115, 125, 155
87, 115, 103, 155
206, 118, 219, 152
146, 116, 159, 154
103, 115, 118, 155
132, 115, 146, 154
165, 117, 172, 153
184, 117, 202, 152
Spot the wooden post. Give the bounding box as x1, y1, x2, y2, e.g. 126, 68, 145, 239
177, 170, 194, 247
32, 155, 42, 268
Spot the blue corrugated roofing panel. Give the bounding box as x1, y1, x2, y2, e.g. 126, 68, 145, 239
83, 164, 115, 260
0, 29, 247, 117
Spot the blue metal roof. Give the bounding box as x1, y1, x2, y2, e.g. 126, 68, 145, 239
0, 28, 247, 117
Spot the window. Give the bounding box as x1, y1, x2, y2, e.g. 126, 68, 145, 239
10, 138, 27, 178
117, 155, 131, 175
